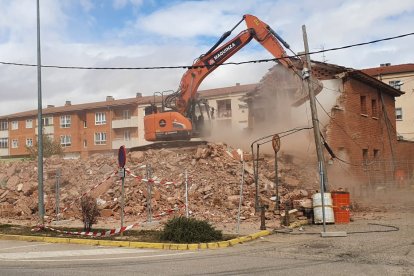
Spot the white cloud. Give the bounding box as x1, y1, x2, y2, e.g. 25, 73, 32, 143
113, 0, 144, 9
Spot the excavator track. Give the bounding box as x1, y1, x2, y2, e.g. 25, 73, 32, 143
129, 140, 208, 152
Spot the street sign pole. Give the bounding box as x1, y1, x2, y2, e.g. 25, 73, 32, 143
272, 135, 281, 213
118, 146, 127, 236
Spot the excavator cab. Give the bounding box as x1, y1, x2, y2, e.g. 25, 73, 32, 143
144, 96, 211, 142
144, 111, 192, 141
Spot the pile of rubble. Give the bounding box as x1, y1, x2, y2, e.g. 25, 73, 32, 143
0, 143, 320, 226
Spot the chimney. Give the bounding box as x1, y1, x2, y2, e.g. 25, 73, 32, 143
65, 100, 71, 106
47, 105, 55, 108
236, 83, 240, 86
136, 92, 142, 98
106, 96, 114, 101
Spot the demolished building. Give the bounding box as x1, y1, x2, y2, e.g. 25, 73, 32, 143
244, 61, 414, 194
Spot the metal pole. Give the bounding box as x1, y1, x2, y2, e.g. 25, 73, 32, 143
274, 152, 279, 213
185, 170, 189, 218
302, 25, 329, 191
120, 168, 125, 235
319, 162, 326, 233
254, 144, 260, 211
36, 0, 45, 225
55, 169, 60, 221
236, 159, 245, 236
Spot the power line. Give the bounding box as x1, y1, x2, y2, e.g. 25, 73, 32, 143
0, 32, 413, 70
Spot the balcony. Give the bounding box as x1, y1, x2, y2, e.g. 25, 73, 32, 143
0, 130, 8, 138
112, 138, 139, 149
0, 148, 8, 157
35, 125, 54, 135
112, 116, 138, 129
217, 110, 232, 119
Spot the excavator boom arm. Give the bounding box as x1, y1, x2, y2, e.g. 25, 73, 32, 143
174, 14, 295, 114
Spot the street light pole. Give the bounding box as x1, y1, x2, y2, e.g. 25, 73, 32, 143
36, 0, 45, 225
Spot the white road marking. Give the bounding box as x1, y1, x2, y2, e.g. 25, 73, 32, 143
0, 251, 195, 262
0, 248, 156, 260
0, 243, 50, 251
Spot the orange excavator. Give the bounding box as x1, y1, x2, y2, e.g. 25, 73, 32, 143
144, 14, 302, 142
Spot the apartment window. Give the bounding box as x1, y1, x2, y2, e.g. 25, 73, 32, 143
60, 135, 71, 147
0, 138, 8, 148
11, 121, 18, 130
95, 112, 106, 125
83, 120, 87, 128
396, 108, 403, 120
217, 99, 232, 118
371, 99, 378, 118
362, 149, 369, 163
0, 121, 8, 131
83, 139, 87, 148
11, 139, 18, 148
360, 96, 367, 115
373, 149, 379, 159
124, 130, 130, 141
26, 119, 33, 128
42, 116, 53, 126
389, 80, 402, 90
123, 110, 131, 119
94, 132, 107, 145
26, 138, 33, 147
60, 115, 71, 128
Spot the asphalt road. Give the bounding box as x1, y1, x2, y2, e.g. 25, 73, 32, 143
0, 211, 413, 276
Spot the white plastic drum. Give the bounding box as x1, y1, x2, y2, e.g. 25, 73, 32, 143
312, 192, 335, 224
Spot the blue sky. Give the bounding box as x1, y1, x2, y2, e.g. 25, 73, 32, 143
0, 0, 413, 115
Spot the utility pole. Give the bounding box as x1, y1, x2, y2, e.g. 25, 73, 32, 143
302, 25, 329, 191
36, 0, 45, 225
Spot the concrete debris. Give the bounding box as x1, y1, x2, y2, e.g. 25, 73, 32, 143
0, 142, 319, 225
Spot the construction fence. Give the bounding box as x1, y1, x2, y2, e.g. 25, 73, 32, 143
327, 158, 414, 198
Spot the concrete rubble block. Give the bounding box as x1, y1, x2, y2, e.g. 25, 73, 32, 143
227, 195, 240, 205
17, 183, 24, 192
6, 164, 16, 177
100, 208, 114, 217
99, 164, 115, 174
284, 176, 300, 188
0, 189, 9, 198
0, 173, 8, 187
129, 151, 145, 163
6, 175, 19, 190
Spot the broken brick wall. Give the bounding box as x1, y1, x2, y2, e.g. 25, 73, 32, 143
325, 75, 413, 189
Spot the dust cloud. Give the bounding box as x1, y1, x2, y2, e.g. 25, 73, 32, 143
208, 64, 339, 159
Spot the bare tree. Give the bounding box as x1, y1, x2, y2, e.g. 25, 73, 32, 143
26, 133, 64, 158
80, 195, 100, 231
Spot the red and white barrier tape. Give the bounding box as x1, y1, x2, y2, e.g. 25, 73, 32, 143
32, 223, 138, 237
152, 205, 183, 219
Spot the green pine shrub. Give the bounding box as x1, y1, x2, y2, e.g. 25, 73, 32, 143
160, 216, 223, 243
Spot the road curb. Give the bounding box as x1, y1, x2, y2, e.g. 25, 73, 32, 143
0, 230, 272, 250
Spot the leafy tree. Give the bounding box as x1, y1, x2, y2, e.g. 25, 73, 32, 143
26, 133, 64, 158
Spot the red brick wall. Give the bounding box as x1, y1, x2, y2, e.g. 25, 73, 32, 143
9, 118, 35, 156
327, 78, 397, 161
326, 77, 400, 185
